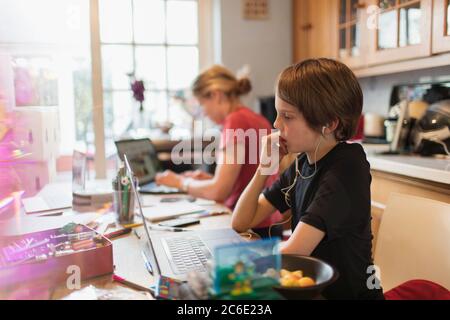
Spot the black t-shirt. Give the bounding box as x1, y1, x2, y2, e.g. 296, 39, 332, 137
263, 142, 384, 300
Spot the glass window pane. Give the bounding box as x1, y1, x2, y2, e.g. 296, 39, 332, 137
339, 28, 347, 58
0, 0, 90, 46
340, 0, 347, 24
145, 91, 168, 125
350, 0, 358, 21
135, 46, 167, 90
103, 90, 134, 138
350, 24, 360, 56
73, 57, 93, 149
133, 0, 166, 44
446, 0, 450, 36
378, 10, 398, 50
167, 1, 198, 45
168, 91, 196, 127
167, 46, 198, 91
12, 56, 59, 106
101, 45, 134, 90
99, 0, 133, 43
0, 1, 93, 159
379, 0, 396, 10
399, 3, 421, 47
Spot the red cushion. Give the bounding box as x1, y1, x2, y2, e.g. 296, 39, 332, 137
385, 280, 450, 300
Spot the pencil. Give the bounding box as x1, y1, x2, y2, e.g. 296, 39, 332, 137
112, 274, 152, 293
122, 222, 144, 229
104, 228, 132, 240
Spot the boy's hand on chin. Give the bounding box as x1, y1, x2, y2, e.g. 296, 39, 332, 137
259, 132, 288, 175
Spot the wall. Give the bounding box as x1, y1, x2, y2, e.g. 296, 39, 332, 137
359, 65, 450, 116
216, 0, 293, 111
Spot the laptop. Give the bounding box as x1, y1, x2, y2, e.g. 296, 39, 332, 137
123, 155, 244, 282
22, 150, 87, 214
115, 138, 182, 194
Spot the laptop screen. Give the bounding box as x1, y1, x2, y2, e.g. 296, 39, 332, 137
123, 154, 161, 277
115, 139, 161, 185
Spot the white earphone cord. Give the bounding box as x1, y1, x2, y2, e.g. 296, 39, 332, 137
269, 215, 292, 239
280, 133, 324, 208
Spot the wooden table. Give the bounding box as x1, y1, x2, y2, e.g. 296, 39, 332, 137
0, 189, 259, 300
48, 194, 249, 300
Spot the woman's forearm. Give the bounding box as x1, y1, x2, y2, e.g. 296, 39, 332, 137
232, 167, 270, 232
184, 178, 228, 202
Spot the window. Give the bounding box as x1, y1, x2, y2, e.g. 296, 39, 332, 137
98, 0, 200, 141
0, 0, 92, 156
377, 0, 422, 50
446, 0, 450, 36
339, 0, 362, 58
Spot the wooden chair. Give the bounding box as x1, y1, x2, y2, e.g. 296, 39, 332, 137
373, 193, 450, 292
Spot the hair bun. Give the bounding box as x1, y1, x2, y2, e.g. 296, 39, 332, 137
236, 77, 252, 96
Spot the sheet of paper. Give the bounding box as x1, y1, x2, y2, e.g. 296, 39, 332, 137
141, 203, 207, 222
194, 199, 217, 206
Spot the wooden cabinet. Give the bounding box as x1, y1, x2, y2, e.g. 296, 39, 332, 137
337, 0, 369, 68
432, 0, 450, 54
293, 0, 338, 62
367, 0, 432, 65
293, 0, 450, 76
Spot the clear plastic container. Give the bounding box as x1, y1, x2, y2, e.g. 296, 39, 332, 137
113, 190, 135, 224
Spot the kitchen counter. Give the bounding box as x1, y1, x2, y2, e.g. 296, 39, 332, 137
362, 144, 450, 185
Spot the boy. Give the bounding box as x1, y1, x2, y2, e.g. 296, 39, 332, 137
232, 58, 384, 300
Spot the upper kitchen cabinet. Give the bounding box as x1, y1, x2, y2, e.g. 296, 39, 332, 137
432, 0, 450, 54
367, 0, 432, 65
337, 0, 369, 68
293, 0, 338, 62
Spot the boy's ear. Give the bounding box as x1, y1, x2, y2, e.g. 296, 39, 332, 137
324, 119, 339, 135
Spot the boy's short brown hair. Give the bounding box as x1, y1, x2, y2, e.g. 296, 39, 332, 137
277, 58, 363, 141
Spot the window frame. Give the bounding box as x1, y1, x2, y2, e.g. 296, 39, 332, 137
89, 0, 213, 178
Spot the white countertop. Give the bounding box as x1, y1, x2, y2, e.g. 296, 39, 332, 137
362, 144, 450, 185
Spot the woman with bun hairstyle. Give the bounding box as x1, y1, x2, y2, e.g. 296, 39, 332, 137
156, 65, 282, 238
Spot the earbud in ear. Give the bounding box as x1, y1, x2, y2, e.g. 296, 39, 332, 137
321, 124, 330, 135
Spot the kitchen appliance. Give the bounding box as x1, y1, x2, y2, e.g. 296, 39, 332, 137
411, 100, 450, 156
387, 81, 450, 154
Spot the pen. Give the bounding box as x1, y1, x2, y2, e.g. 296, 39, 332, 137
121, 176, 130, 220
112, 274, 153, 293
148, 224, 186, 232
193, 211, 229, 218
141, 251, 154, 275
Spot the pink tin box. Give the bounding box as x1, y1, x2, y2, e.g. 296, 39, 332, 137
0, 224, 113, 291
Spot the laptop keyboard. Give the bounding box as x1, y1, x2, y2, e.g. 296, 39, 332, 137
162, 235, 212, 275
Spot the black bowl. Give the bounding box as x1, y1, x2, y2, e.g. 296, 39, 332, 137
273, 255, 339, 300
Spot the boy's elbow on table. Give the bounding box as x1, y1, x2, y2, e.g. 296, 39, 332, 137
231, 215, 248, 234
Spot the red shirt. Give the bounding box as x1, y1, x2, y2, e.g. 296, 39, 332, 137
220, 106, 282, 228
